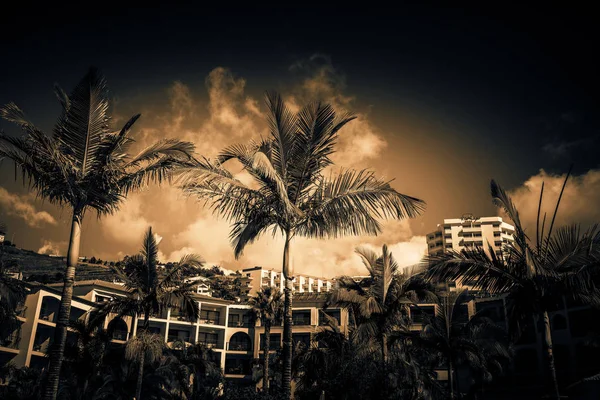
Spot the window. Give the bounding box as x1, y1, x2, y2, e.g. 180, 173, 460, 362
259, 333, 281, 350
293, 333, 311, 352
493, 232, 501, 237
200, 310, 220, 324
292, 310, 311, 326
198, 332, 218, 346
319, 309, 341, 326
552, 314, 567, 330
229, 332, 251, 351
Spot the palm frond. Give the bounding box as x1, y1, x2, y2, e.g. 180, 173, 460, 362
300, 169, 425, 239
125, 138, 194, 168
288, 101, 356, 203
53, 67, 110, 175
264, 91, 296, 183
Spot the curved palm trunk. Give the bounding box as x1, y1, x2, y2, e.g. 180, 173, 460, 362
542, 311, 560, 400
282, 232, 293, 399
44, 211, 82, 400
136, 351, 145, 400
263, 321, 271, 393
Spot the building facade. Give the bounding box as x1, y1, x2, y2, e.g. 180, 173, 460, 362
241, 266, 334, 298
0, 279, 348, 384
426, 214, 515, 257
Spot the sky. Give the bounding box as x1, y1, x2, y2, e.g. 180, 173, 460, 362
0, 5, 599, 277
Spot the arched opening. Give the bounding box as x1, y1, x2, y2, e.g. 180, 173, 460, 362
229, 332, 251, 351
108, 317, 128, 341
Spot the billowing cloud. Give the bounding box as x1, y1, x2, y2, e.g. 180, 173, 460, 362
38, 239, 66, 256
0, 186, 57, 227
503, 169, 600, 234
86, 58, 422, 278
288, 54, 387, 165
165, 218, 426, 278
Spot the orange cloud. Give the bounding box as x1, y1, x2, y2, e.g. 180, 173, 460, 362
504, 169, 600, 234
0, 186, 57, 227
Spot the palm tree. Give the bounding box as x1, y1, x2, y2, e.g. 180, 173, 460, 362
125, 332, 165, 400
170, 341, 222, 399
0, 68, 194, 400
179, 92, 425, 397
249, 286, 283, 393
328, 245, 435, 363
406, 290, 510, 399
425, 174, 600, 400
97, 226, 204, 330
0, 221, 26, 349
60, 318, 112, 399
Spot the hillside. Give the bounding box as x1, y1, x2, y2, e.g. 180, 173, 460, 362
0, 245, 116, 283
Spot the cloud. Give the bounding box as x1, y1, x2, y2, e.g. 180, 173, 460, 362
91, 58, 419, 276
288, 54, 387, 165
504, 169, 600, 233
0, 187, 57, 227
100, 194, 154, 246
165, 217, 426, 278
38, 239, 66, 256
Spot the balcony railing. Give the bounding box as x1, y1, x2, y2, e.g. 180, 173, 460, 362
292, 318, 311, 326
199, 318, 220, 325
227, 342, 251, 351
111, 331, 128, 341
168, 335, 191, 344
228, 320, 251, 328
198, 341, 219, 349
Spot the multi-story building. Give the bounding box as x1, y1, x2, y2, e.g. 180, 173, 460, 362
241, 266, 334, 298
0, 279, 348, 385
426, 214, 515, 257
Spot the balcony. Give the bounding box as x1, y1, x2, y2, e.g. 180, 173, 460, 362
228, 320, 251, 328
33, 342, 50, 353
0, 335, 19, 349
199, 318, 220, 325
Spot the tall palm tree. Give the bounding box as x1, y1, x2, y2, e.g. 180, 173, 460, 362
125, 331, 165, 400
425, 174, 600, 400
179, 92, 425, 397
0, 68, 195, 400
328, 245, 435, 363
98, 226, 204, 330
249, 286, 283, 393
405, 290, 510, 399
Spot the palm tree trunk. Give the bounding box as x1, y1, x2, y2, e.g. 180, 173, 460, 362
44, 211, 82, 400
542, 311, 560, 399
381, 334, 388, 364
136, 351, 145, 400
143, 308, 150, 331
448, 358, 455, 400
263, 321, 271, 394
282, 231, 293, 399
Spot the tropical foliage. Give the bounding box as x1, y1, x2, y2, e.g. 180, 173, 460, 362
0, 68, 195, 400
97, 226, 204, 330
178, 92, 425, 397
425, 175, 600, 399
249, 286, 283, 392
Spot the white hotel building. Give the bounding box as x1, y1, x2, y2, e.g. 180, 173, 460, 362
426, 214, 515, 257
